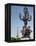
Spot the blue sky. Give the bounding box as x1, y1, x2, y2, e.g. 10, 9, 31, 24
11, 6, 33, 39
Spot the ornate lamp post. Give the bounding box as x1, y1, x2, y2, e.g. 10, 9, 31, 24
19, 6, 32, 38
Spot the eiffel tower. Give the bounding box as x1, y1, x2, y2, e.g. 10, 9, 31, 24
16, 27, 19, 38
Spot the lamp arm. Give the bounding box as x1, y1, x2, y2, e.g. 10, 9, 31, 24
28, 15, 32, 21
